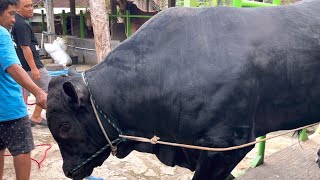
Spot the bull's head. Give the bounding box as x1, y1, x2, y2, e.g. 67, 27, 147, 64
47, 67, 122, 180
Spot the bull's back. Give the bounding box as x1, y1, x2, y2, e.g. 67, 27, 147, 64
86, 4, 320, 134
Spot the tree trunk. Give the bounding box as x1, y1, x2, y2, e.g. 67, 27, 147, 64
69, 0, 76, 35
44, 0, 55, 43
88, 0, 112, 63
110, 0, 117, 39
168, 0, 176, 7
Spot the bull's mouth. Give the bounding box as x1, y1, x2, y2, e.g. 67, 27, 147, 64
317, 150, 320, 168
65, 165, 94, 180
63, 151, 109, 180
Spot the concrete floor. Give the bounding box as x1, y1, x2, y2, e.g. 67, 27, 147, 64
236, 134, 320, 180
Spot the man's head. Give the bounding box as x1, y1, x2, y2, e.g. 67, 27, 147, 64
16, 0, 33, 18
0, 0, 17, 29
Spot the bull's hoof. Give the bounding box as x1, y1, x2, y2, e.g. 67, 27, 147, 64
226, 174, 235, 180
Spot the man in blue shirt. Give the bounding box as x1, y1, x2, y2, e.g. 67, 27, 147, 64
0, 0, 47, 179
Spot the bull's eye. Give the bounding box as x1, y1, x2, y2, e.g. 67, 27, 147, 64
59, 122, 71, 138
60, 122, 71, 132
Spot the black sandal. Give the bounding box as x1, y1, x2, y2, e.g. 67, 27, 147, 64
31, 119, 48, 127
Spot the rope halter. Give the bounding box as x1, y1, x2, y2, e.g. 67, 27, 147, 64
68, 72, 124, 175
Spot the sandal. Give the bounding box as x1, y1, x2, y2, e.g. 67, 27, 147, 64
29, 120, 36, 127
31, 118, 48, 127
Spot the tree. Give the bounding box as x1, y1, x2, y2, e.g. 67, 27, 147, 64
44, 0, 55, 43
89, 0, 112, 63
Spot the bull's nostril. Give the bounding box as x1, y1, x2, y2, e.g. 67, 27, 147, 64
316, 157, 320, 168
66, 171, 73, 178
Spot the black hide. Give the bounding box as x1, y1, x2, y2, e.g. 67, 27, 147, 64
47, 1, 320, 180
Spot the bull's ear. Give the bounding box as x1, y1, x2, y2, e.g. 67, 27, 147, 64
63, 81, 84, 108
68, 66, 78, 76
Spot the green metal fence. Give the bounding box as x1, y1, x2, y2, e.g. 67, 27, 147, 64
40, 10, 153, 39
233, 0, 281, 7
109, 10, 153, 37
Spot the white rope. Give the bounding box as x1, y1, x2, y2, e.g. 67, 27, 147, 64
90, 96, 118, 155
119, 122, 319, 152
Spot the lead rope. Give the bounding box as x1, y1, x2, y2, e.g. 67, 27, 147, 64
82, 73, 319, 152
90, 95, 118, 156
119, 122, 319, 152
83, 72, 119, 156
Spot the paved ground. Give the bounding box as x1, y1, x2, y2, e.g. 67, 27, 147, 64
236, 134, 320, 180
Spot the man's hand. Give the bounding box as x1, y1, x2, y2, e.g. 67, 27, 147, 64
35, 89, 47, 109
31, 68, 40, 80
7, 64, 47, 109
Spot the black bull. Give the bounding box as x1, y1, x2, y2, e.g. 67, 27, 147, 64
47, 1, 320, 180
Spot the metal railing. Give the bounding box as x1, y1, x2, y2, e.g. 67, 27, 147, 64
40, 10, 154, 39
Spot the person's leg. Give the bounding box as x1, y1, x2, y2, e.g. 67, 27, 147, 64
30, 105, 43, 123
7, 116, 34, 180
13, 152, 31, 180
0, 125, 7, 180
29, 68, 51, 125
0, 149, 5, 180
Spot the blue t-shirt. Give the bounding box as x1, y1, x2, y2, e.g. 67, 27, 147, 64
0, 26, 27, 122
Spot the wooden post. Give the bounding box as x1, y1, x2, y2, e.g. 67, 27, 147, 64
88, 0, 112, 63
41, 10, 46, 31
125, 10, 131, 37
168, 0, 176, 7
62, 10, 67, 36
146, 0, 150, 12
110, 0, 117, 40
69, 0, 76, 36
44, 0, 55, 43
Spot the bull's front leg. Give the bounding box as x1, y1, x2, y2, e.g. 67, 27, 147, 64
192, 147, 252, 180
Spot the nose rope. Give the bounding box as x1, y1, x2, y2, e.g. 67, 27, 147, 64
90, 95, 118, 155
68, 139, 122, 175
67, 73, 124, 175
82, 72, 124, 154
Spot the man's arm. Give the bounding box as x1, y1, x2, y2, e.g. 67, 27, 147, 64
20, 45, 40, 80
7, 64, 47, 109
